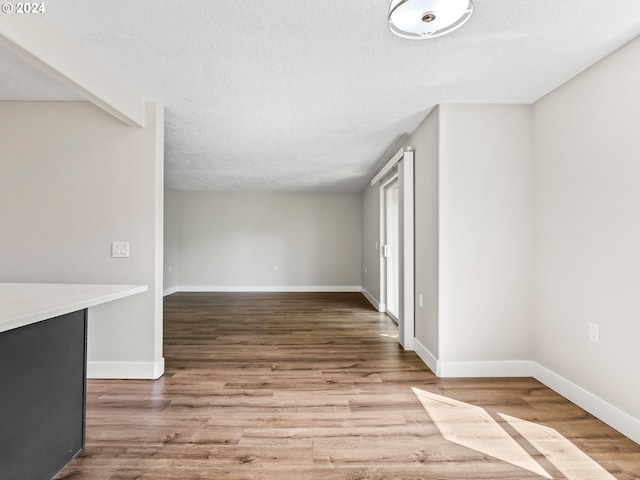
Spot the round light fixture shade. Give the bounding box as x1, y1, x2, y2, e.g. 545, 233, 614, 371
389, 0, 474, 39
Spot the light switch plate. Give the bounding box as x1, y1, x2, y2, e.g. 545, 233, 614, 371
111, 242, 130, 258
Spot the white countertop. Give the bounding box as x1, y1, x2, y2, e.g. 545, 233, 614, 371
0, 283, 148, 333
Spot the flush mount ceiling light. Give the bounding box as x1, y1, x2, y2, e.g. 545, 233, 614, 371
388, 0, 474, 39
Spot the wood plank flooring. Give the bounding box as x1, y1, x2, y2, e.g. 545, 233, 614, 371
55, 292, 640, 479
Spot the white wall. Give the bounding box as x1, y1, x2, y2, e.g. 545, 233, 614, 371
0, 101, 164, 379
533, 36, 640, 421
163, 187, 179, 293
412, 107, 440, 360
438, 105, 534, 367
174, 191, 362, 290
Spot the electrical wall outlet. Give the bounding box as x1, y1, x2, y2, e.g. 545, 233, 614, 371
588, 322, 600, 343
111, 242, 129, 258
364, 267, 368, 275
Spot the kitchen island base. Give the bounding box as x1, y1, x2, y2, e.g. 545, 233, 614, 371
0, 309, 86, 480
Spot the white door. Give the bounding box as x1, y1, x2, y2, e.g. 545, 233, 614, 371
384, 180, 400, 320
374, 148, 414, 350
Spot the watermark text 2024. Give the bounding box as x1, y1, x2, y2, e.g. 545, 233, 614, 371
1, 3, 46, 14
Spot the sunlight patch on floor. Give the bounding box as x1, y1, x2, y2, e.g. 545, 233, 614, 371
413, 388, 618, 479
412, 388, 551, 478
501, 414, 617, 480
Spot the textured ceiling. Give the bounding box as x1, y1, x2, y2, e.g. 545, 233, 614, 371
2, 1, 640, 191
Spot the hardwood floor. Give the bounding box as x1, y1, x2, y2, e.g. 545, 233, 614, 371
55, 292, 640, 479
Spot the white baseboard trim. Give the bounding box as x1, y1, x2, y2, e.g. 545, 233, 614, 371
414, 338, 439, 375
361, 288, 385, 312
176, 285, 361, 293
532, 363, 640, 445
413, 344, 534, 378
410, 347, 640, 445
438, 360, 534, 378
87, 357, 164, 380
163, 286, 179, 297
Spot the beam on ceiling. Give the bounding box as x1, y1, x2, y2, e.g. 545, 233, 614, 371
0, 15, 145, 127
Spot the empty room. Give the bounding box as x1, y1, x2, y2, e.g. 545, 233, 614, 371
1, 1, 639, 479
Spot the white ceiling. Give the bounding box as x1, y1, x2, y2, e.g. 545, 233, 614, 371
2, 1, 640, 191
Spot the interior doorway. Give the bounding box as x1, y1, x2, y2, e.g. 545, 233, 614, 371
383, 179, 400, 321
373, 147, 414, 351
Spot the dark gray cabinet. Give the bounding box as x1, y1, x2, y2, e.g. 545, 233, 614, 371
0, 309, 87, 480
